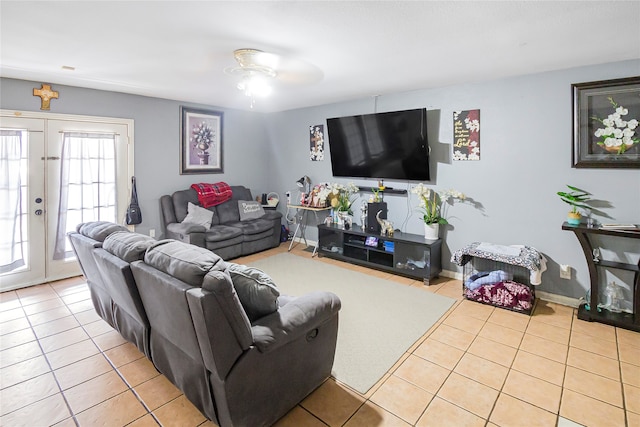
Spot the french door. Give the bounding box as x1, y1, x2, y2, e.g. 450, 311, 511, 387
0, 112, 133, 291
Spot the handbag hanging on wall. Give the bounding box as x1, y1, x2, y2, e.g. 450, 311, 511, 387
126, 176, 142, 225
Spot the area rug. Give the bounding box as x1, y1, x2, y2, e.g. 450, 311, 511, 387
248, 253, 455, 394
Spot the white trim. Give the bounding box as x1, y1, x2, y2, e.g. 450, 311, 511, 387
535, 290, 581, 308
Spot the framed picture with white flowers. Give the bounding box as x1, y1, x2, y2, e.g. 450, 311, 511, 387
180, 106, 224, 174
572, 76, 640, 168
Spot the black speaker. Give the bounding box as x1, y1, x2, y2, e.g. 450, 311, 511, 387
367, 202, 387, 233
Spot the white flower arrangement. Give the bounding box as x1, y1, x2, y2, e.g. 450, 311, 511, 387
592, 97, 639, 154
411, 183, 465, 225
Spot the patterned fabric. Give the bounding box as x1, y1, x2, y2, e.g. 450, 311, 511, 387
191, 182, 233, 208
464, 280, 533, 313
451, 241, 543, 272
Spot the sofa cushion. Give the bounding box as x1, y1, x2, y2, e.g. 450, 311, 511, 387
103, 231, 156, 262
183, 202, 214, 229
216, 199, 240, 224
204, 225, 243, 242
77, 221, 129, 242
144, 240, 226, 286
226, 263, 280, 321
238, 201, 265, 222
226, 219, 274, 236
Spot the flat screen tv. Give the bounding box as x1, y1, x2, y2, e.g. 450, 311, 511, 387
327, 108, 430, 181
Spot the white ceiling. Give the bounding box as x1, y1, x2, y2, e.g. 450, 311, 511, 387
2, 1, 639, 113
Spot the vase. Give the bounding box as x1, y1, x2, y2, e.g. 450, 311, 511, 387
424, 223, 439, 240
567, 212, 581, 226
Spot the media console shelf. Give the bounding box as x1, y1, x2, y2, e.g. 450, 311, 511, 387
562, 222, 640, 332
318, 224, 441, 284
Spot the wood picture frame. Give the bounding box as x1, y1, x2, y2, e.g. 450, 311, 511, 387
180, 106, 223, 174
572, 76, 640, 168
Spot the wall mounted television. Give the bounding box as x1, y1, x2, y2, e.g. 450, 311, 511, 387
326, 108, 430, 181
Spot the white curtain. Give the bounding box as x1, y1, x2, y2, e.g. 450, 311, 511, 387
53, 132, 117, 260
0, 130, 26, 273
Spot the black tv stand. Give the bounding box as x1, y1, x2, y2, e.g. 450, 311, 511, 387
317, 224, 441, 284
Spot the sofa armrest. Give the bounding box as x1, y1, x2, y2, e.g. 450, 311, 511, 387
251, 291, 340, 353
262, 210, 283, 221
165, 222, 206, 247
167, 222, 206, 234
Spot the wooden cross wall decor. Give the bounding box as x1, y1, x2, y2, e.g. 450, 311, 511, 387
33, 84, 59, 110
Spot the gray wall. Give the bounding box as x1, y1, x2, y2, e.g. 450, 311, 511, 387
0, 78, 273, 237
2, 59, 639, 303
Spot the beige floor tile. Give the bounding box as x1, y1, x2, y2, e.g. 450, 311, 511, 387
0, 392, 70, 426
429, 323, 476, 351
61, 289, 92, 305
416, 396, 484, 427
519, 334, 568, 364
489, 393, 557, 427
343, 401, 411, 427
0, 355, 51, 389
83, 318, 115, 337
437, 372, 499, 419
0, 340, 42, 368
66, 299, 95, 314
564, 365, 623, 407
435, 282, 463, 300
629, 411, 640, 427
274, 406, 328, 427
619, 341, 640, 367
54, 353, 113, 390
32, 315, 80, 339
52, 417, 79, 427
27, 305, 72, 326
0, 317, 31, 335
127, 414, 161, 427
570, 330, 619, 359
526, 319, 571, 345
511, 350, 565, 386
0, 307, 25, 324
531, 303, 573, 329
451, 299, 494, 321
413, 337, 465, 370
559, 389, 625, 427
0, 372, 59, 416
622, 362, 640, 387
92, 329, 128, 351
63, 370, 129, 414
135, 375, 182, 411
0, 291, 19, 304
487, 307, 530, 332
16, 285, 58, 305
153, 395, 206, 427
454, 352, 509, 390
46, 338, 100, 370
22, 297, 65, 315
501, 370, 562, 413
571, 318, 616, 342
104, 342, 145, 367
118, 357, 160, 388
0, 299, 21, 312
75, 390, 147, 427
566, 347, 620, 380
467, 336, 517, 367
49, 276, 87, 296
74, 309, 102, 325
443, 313, 484, 335
301, 379, 364, 426
370, 375, 433, 424
394, 354, 450, 394
625, 383, 640, 415
617, 328, 640, 349
0, 328, 36, 351
39, 327, 90, 353
477, 321, 524, 348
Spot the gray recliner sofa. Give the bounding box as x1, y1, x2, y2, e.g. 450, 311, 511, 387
69, 222, 341, 427
160, 186, 282, 260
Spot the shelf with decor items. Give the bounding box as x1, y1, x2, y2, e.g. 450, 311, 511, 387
317, 223, 441, 284
562, 222, 640, 332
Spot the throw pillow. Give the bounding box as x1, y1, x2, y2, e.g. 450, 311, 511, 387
182, 202, 214, 229
238, 200, 265, 222
226, 263, 280, 321
103, 231, 156, 262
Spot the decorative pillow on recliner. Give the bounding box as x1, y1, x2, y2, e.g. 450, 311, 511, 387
77, 221, 129, 242
103, 231, 156, 262
238, 200, 265, 222
182, 202, 214, 229
226, 263, 279, 321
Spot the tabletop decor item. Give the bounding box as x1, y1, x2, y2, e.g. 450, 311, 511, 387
572, 76, 640, 168
411, 183, 465, 240
557, 184, 592, 225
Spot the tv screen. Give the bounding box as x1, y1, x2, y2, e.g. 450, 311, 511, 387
327, 108, 430, 181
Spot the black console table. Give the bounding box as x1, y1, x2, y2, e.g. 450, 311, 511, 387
317, 224, 441, 284
562, 222, 640, 332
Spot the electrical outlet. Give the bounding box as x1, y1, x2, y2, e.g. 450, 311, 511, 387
560, 264, 571, 279
149, 229, 156, 238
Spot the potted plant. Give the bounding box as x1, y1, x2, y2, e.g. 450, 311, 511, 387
557, 185, 591, 225
411, 183, 465, 240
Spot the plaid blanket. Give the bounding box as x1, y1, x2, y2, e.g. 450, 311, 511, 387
190, 182, 233, 208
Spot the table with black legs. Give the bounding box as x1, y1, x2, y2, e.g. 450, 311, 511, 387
287, 204, 331, 256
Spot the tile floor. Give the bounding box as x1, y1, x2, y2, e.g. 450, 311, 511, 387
1, 243, 639, 426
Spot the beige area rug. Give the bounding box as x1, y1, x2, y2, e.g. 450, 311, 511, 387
248, 253, 455, 394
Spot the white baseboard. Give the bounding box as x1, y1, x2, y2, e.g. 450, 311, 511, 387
535, 290, 581, 308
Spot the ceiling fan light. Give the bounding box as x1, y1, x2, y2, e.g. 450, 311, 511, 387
237, 74, 272, 98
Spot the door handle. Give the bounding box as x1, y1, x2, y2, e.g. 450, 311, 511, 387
35, 209, 43, 215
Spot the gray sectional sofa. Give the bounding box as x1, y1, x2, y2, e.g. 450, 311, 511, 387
68, 221, 341, 427
160, 186, 282, 260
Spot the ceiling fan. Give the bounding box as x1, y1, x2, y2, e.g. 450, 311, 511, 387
224, 48, 323, 106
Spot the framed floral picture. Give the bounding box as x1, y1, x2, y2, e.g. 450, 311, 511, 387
572, 77, 640, 168
180, 106, 223, 174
